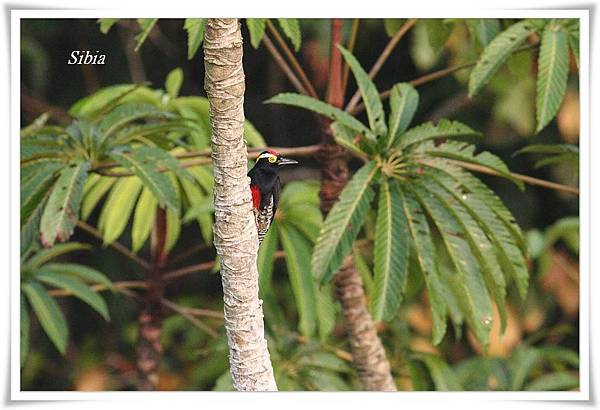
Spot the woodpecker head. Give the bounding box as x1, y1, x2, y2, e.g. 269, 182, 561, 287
254, 150, 298, 171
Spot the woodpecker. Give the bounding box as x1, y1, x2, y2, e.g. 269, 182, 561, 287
248, 150, 298, 244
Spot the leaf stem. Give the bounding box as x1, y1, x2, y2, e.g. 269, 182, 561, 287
344, 18, 417, 113
266, 20, 318, 98
262, 34, 309, 96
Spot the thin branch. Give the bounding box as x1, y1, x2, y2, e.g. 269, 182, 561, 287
47, 280, 149, 297
91, 145, 322, 177
344, 19, 417, 113
341, 19, 360, 95
350, 43, 538, 116
76, 220, 151, 270
263, 34, 309, 96
20, 91, 72, 124
162, 260, 216, 281
266, 20, 318, 99
160, 298, 219, 338
168, 243, 212, 267
448, 160, 579, 195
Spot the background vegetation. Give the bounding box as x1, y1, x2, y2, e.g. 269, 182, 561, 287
20, 18, 579, 391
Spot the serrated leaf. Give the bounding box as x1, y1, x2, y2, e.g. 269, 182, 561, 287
468, 20, 538, 97
110, 149, 180, 213
277, 18, 301, 51
413, 353, 463, 391
34, 271, 109, 321
42, 263, 113, 289
371, 179, 409, 321
339, 46, 387, 138
23, 242, 91, 271
266, 93, 376, 141
81, 175, 115, 220
279, 224, 318, 337
21, 162, 62, 225
98, 177, 143, 244
400, 189, 447, 344
131, 187, 157, 252
536, 24, 569, 133
134, 18, 158, 51
466, 19, 501, 47
410, 183, 493, 346
330, 122, 373, 156
246, 18, 266, 49
315, 284, 336, 341
165, 68, 183, 99
183, 18, 205, 59
525, 371, 579, 391
312, 161, 379, 283
40, 161, 90, 247
387, 83, 419, 148
22, 282, 68, 354
98, 18, 119, 34
97, 102, 167, 145
258, 224, 278, 295
20, 295, 29, 366
398, 119, 481, 149
421, 140, 524, 189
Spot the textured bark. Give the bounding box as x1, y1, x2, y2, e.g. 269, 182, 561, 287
318, 19, 397, 391
204, 18, 277, 391
334, 259, 397, 391
135, 208, 167, 390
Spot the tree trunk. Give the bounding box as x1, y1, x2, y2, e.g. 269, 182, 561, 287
135, 207, 167, 390
203, 18, 277, 391
319, 19, 397, 391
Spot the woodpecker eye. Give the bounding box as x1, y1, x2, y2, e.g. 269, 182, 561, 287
268, 156, 277, 163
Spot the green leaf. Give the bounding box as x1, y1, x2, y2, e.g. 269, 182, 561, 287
568, 28, 579, 69
42, 263, 113, 289
81, 175, 115, 220
165, 208, 180, 253
413, 353, 463, 391
69, 84, 161, 119
97, 102, 167, 145
315, 284, 336, 341
110, 148, 180, 213
384, 19, 406, 37
266, 93, 376, 141
277, 18, 302, 51
371, 179, 409, 321
398, 119, 481, 149
330, 122, 372, 157
509, 347, 542, 390
246, 19, 267, 49
131, 187, 157, 252
21, 162, 62, 225
514, 143, 578, 169
98, 176, 143, 244
183, 18, 205, 59
134, 18, 158, 51
22, 282, 68, 354
422, 140, 524, 189
525, 371, 579, 391
165, 68, 184, 99
536, 23, 569, 133
244, 120, 267, 147
23, 242, 91, 271
410, 183, 493, 346
34, 271, 110, 321
312, 161, 379, 283
40, 161, 90, 247
20, 295, 29, 366
468, 20, 538, 97
338, 46, 387, 138
258, 224, 279, 295
387, 83, 419, 148
279, 224, 318, 338
98, 18, 119, 34
400, 189, 447, 344
466, 19, 500, 47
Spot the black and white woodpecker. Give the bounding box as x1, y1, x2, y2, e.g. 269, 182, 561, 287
248, 150, 298, 244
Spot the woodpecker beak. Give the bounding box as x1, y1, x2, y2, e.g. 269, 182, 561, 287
276, 156, 298, 166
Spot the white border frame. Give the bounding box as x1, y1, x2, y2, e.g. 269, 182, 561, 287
9, 8, 590, 402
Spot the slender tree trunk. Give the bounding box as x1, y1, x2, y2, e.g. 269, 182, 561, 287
204, 18, 277, 391
319, 19, 397, 391
135, 208, 167, 390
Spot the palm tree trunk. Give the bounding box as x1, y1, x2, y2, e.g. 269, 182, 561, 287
319, 19, 397, 391
203, 18, 277, 391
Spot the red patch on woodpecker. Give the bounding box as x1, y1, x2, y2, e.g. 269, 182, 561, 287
265, 149, 280, 156
251, 185, 261, 209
